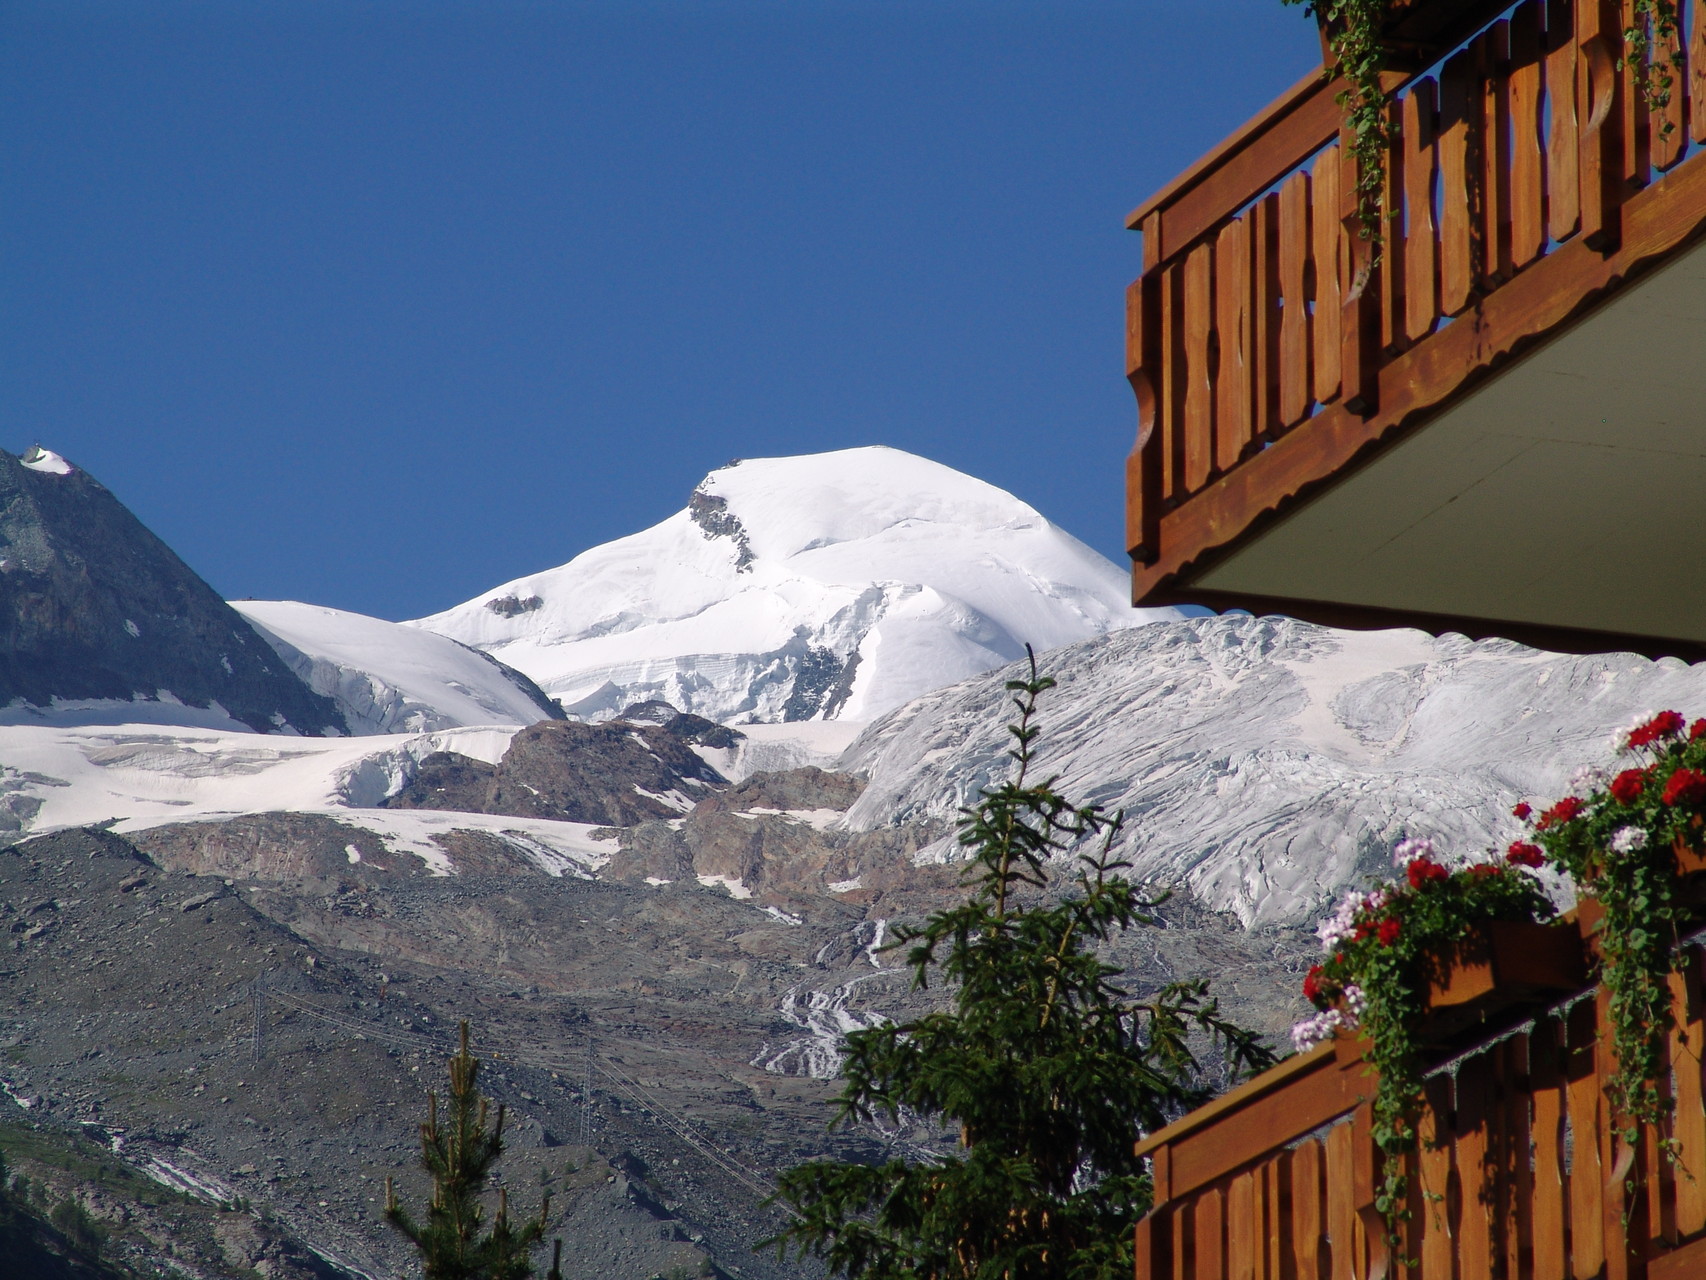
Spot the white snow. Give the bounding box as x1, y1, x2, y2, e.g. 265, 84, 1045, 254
0, 720, 518, 834
408, 447, 1194, 725
232, 600, 559, 735
20, 446, 72, 476
696, 873, 754, 900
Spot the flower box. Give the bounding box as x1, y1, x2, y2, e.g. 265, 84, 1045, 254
1334, 920, 1585, 1063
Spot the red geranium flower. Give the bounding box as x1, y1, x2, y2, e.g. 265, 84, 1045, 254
1354, 920, 1375, 942
1407, 857, 1448, 889
1662, 767, 1706, 807
1469, 863, 1501, 878
1535, 796, 1584, 830
1303, 965, 1324, 1002
1692, 719, 1706, 742
1610, 768, 1648, 805
1506, 841, 1545, 868
1378, 918, 1401, 947
1629, 710, 1687, 749
1512, 802, 1532, 821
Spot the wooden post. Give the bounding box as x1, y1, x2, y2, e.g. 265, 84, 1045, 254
1338, 136, 1380, 418
1577, 0, 1626, 250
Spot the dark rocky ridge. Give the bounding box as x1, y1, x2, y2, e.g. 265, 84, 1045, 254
382, 716, 735, 826
0, 448, 344, 735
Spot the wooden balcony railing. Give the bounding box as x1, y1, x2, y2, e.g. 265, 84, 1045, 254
1126, 0, 1706, 595
1133, 936, 1706, 1280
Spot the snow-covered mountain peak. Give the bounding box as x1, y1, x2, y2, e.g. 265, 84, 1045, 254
688, 447, 1044, 565
409, 447, 1194, 725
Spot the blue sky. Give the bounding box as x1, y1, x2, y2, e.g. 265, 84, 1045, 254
1, 0, 1318, 620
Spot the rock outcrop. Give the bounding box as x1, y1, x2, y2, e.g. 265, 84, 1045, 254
0, 447, 345, 734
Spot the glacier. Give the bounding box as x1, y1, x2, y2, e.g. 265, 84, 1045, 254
841, 614, 1706, 929
406, 446, 1192, 724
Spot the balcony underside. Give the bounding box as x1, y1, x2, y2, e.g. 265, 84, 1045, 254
1156, 232, 1706, 661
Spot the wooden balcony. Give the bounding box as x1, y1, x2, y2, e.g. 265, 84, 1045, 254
1126, 0, 1706, 660
1134, 934, 1706, 1280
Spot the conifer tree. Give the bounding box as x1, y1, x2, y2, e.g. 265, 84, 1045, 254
386, 1022, 557, 1280
769, 652, 1276, 1280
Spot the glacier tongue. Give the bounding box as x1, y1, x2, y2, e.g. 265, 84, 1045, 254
406, 446, 1194, 724
840, 615, 1706, 929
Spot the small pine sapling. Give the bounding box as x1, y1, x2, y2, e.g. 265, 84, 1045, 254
386, 1022, 559, 1280
768, 649, 1275, 1280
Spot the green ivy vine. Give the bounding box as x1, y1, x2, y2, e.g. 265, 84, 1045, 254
1284, 0, 1686, 245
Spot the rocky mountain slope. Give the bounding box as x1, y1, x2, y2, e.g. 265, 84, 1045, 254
408, 447, 1191, 724
0, 448, 345, 736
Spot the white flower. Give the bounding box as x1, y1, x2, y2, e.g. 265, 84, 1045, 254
1392, 836, 1435, 866
1613, 711, 1656, 755
1569, 764, 1609, 794
1610, 825, 1648, 854
1290, 1008, 1346, 1052
1315, 891, 1362, 951
1341, 983, 1367, 1017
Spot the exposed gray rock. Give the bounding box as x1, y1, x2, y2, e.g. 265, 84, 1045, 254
0, 448, 345, 734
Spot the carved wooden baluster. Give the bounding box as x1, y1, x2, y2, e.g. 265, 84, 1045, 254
1499, 1035, 1535, 1280
1197, 1185, 1227, 1280
1416, 1075, 1456, 1280
1337, 138, 1378, 418
1672, 959, 1706, 1239
1453, 1053, 1496, 1280
1478, 23, 1515, 285
1325, 1122, 1358, 1280
1125, 269, 1162, 567
1402, 79, 1440, 343
1250, 193, 1281, 447
1182, 241, 1216, 494
1379, 95, 1406, 355
1651, 0, 1689, 169
1510, 0, 1549, 269
1546, 0, 1583, 241
1311, 144, 1343, 406
1229, 1171, 1257, 1280
1439, 47, 1479, 314
1215, 215, 1254, 473
1159, 262, 1187, 508
1692, 0, 1706, 144
1292, 1139, 1328, 1280
1621, 0, 1654, 190
1277, 171, 1313, 428
1566, 998, 1608, 1276
1529, 1015, 1570, 1279
1577, 0, 1626, 251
